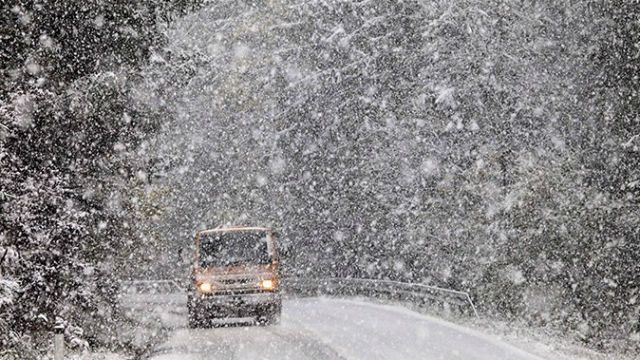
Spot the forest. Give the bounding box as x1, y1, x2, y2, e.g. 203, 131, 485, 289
1, 0, 639, 357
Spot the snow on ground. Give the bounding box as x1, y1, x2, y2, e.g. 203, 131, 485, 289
69, 352, 128, 360
466, 318, 635, 360
148, 297, 547, 359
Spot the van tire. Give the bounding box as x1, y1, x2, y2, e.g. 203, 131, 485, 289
188, 309, 202, 328
187, 296, 201, 328
188, 314, 199, 328
267, 311, 281, 325
258, 302, 281, 326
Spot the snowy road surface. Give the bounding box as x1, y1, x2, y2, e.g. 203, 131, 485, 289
148, 297, 543, 360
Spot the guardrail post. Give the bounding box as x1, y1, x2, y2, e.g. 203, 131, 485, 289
466, 294, 479, 318
53, 327, 64, 360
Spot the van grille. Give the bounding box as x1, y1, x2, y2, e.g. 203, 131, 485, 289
219, 278, 252, 286
211, 288, 263, 295
211, 276, 262, 295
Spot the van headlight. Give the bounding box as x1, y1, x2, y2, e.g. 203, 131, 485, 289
259, 279, 276, 291
198, 282, 214, 293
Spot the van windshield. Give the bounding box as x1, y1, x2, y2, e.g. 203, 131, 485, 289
199, 231, 270, 267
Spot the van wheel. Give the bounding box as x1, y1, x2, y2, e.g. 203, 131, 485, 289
187, 296, 201, 328
266, 311, 281, 325
188, 309, 202, 328
188, 314, 199, 328
258, 305, 281, 326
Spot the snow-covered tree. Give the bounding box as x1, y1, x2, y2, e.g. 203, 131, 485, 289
0, 0, 202, 355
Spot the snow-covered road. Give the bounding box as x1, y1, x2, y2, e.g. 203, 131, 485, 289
148, 297, 543, 360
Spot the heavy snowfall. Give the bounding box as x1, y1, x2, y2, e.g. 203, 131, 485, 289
0, 0, 639, 359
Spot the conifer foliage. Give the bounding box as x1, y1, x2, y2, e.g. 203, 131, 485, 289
0, 0, 200, 356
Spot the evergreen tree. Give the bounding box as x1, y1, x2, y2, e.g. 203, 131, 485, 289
0, 0, 201, 355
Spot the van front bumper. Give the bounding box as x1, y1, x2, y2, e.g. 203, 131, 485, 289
188, 291, 281, 318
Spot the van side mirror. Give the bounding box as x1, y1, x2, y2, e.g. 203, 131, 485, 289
178, 248, 190, 264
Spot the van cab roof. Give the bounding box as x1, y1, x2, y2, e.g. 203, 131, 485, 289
197, 226, 273, 235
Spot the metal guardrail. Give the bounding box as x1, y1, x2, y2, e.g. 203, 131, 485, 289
120, 279, 183, 295
282, 277, 479, 318
118, 277, 478, 318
